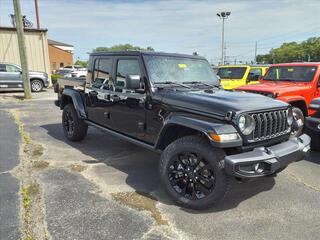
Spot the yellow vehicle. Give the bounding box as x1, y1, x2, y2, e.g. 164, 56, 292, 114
217, 65, 269, 90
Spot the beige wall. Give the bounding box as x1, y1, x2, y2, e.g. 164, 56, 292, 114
0, 29, 51, 83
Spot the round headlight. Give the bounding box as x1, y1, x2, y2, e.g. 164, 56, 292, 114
238, 115, 246, 131
237, 114, 255, 135
287, 108, 293, 126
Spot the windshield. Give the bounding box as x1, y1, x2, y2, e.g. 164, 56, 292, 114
217, 67, 247, 79
143, 55, 220, 86
264, 66, 317, 82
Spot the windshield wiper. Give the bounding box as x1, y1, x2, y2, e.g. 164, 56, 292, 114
154, 81, 191, 89
182, 81, 220, 88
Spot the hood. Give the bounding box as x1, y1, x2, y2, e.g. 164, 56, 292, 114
237, 80, 311, 95
161, 89, 288, 117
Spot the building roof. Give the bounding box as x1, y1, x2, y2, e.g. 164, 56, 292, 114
48, 39, 73, 47
0, 26, 48, 32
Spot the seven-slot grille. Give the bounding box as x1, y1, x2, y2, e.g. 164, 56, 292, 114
250, 109, 289, 141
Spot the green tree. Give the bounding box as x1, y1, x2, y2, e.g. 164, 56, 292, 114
94, 44, 154, 52
74, 60, 88, 68
256, 37, 320, 63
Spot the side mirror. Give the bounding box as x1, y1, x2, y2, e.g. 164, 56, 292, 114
125, 75, 141, 90
310, 98, 320, 111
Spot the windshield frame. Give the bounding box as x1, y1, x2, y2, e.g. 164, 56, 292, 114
142, 54, 220, 88
263, 65, 318, 82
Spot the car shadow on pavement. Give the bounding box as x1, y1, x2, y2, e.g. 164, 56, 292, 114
42, 123, 276, 212
308, 151, 320, 164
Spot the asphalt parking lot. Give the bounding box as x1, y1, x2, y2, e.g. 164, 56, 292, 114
1, 89, 320, 240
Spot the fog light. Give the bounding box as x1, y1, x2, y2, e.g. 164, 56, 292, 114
253, 163, 264, 174
318, 124, 320, 130
303, 145, 310, 153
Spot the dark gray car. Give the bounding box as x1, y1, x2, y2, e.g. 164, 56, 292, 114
0, 63, 49, 92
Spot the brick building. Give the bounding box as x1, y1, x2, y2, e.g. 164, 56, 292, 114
48, 39, 73, 72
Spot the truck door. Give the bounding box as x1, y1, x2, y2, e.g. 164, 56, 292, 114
109, 57, 147, 140
85, 57, 115, 127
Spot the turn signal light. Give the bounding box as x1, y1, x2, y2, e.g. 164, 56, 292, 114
208, 133, 239, 142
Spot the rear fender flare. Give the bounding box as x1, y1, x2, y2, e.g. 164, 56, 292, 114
61, 88, 87, 119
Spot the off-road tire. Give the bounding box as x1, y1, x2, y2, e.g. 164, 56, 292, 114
291, 107, 304, 137
160, 135, 229, 210
30, 79, 44, 92
62, 103, 88, 141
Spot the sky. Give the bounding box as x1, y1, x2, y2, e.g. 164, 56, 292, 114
0, 0, 319, 64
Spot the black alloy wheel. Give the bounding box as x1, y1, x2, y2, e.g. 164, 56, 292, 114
168, 152, 215, 200
160, 135, 229, 209
63, 109, 74, 137
62, 104, 88, 141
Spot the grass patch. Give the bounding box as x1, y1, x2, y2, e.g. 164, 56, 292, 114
11, 110, 31, 145
10, 110, 44, 160
21, 187, 31, 210
21, 183, 40, 240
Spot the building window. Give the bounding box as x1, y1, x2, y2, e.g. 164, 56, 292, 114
60, 62, 64, 68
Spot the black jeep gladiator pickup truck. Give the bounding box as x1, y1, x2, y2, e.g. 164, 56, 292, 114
54, 51, 311, 209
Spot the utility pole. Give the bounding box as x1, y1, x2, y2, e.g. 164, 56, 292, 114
217, 11, 231, 65
254, 41, 257, 64
223, 41, 227, 64
34, 0, 40, 29
13, 0, 31, 99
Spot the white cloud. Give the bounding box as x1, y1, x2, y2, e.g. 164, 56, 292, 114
0, 0, 319, 63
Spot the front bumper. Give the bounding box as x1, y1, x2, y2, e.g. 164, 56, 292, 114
224, 134, 311, 178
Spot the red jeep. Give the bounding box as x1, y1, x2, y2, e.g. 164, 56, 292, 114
237, 63, 320, 136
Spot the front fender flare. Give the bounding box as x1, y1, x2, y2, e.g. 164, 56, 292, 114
155, 115, 242, 149
61, 88, 87, 119
277, 95, 306, 103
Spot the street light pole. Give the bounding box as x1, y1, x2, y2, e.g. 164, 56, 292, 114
13, 0, 32, 99
217, 11, 231, 65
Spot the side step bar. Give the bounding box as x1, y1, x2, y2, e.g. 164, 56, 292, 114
84, 120, 159, 152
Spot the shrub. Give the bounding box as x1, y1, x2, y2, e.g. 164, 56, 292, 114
51, 74, 62, 85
